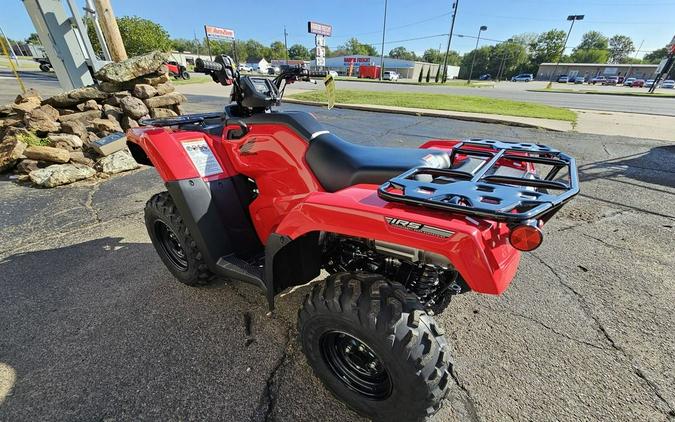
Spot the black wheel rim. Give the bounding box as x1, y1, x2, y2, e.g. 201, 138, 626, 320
154, 221, 188, 271
320, 331, 392, 400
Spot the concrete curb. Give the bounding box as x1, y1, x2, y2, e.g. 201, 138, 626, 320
283, 98, 568, 132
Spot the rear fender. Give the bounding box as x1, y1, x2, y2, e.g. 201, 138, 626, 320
273, 185, 521, 295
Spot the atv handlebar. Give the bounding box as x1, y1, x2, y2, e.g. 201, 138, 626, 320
194, 58, 223, 72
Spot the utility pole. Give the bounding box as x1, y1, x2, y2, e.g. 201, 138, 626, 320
93, 0, 127, 61
547, 14, 584, 88
379, 0, 388, 80
624, 39, 643, 80
467, 25, 487, 84
284, 26, 289, 65
442, 0, 459, 83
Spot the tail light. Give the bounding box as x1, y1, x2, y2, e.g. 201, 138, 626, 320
509, 221, 543, 251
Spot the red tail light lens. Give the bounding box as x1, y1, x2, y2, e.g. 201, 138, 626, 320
509, 223, 543, 251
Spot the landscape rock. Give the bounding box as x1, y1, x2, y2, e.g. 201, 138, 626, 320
0, 138, 27, 172
0, 116, 23, 129
94, 51, 169, 83
57, 109, 102, 123
61, 120, 89, 140
77, 99, 100, 111
23, 145, 70, 163
103, 104, 123, 121
150, 107, 177, 119
44, 86, 107, 108
119, 96, 149, 119
155, 82, 175, 96
96, 149, 139, 174
47, 133, 83, 149
144, 92, 186, 108
12, 91, 42, 113
92, 118, 123, 133
24, 104, 61, 133
121, 115, 139, 130
133, 84, 157, 99
139, 73, 169, 86
68, 151, 95, 167
16, 159, 41, 174
0, 103, 14, 116
29, 164, 96, 187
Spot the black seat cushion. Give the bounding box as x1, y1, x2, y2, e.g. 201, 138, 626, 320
306, 133, 450, 192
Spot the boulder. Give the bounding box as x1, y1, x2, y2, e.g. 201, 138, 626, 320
92, 118, 123, 133
61, 120, 89, 140
155, 82, 175, 96
47, 133, 83, 149
44, 86, 107, 108
77, 99, 100, 111
12, 89, 42, 113
139, 73, 169, 86
0, 115, 23, 129
16, 159, 42, 174
144, 92, 186, 109
97, 149, 139, 174
69, 151, 95, 167
133, 84, 157, 99
23, 145, 70, 163
0, 103, 14, 117
24, 104, 61, 133
119, 96, 149, 119
0, 138, 27, 172
120, 115, 139, 130
103, 104, 123, 121
94, 51, 170, 83
58, 109, 102, 123
29, 163, 96, 187
149, 107, 177, 119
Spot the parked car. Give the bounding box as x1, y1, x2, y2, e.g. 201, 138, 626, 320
574, 76, 585, 84
644, 79, 655, 88
511, 73, 534, 82
623, 77, 636, 86
328, 70, 339, 78
631, 79, 645, 87
589, 75, 606, 85
604, 76, 619, 85
267, 66, 281, 75
34, 57, 52, 72
238, 64, 253, 72
661, 80, 675, 89
383, 71, 400, 81
617, 76, 625, 84
557, 75, 569, 83
479, 74, 492, 80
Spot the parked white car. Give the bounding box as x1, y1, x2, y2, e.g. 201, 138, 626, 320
328, 70, 339, 78
383, 71, 400, 81
645, 79, 656, 88
238, 64, 253, 72
661, 80, 675, 89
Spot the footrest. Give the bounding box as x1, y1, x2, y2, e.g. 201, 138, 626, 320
216, 255, 264, 286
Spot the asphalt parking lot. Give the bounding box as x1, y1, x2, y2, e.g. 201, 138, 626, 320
1, 104, 674, 421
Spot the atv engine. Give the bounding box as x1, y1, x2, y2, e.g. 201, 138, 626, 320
322, 235, 469, 314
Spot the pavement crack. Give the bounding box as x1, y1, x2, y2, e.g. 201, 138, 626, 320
256, 327, 293, 422
531, 252, 675, 415
448, 365, 481, 422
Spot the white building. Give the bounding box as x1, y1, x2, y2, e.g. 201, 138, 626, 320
311, 55, 460, 80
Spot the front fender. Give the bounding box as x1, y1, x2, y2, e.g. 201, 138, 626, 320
274, 184, 520, 295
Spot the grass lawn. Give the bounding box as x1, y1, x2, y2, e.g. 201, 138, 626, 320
289, 89, 577, 122
171, 75, 212, 85
0, 56, 40, 70
530, 88, 675, 98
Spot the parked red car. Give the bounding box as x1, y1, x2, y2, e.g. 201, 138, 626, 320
631, 79, 645, 87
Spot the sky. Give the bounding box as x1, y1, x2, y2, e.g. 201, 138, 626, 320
2, 0, 674, 58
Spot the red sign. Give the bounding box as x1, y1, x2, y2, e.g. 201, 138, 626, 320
205, 25, 235, 40
308, 21, 332, 36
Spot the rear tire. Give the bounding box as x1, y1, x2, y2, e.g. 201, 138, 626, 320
298, 273, 451, 422
145, 192, 213, 286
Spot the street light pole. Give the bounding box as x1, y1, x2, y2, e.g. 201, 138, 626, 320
441, 0, 459, 83
379, 0, 388, 80
467, 25, 487, 84
547, 14, 584, 88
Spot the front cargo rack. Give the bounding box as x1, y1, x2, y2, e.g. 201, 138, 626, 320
377, 139, 579, 223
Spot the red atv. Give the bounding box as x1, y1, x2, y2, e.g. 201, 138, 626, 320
165, 60, 190, 80
127, 55, 579, 421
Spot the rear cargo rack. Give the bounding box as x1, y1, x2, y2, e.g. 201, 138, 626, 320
377, 139, 579, 223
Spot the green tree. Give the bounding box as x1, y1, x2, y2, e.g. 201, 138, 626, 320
493, 41, 529, 79
172, 38, 201, 53
388, 46, 416, 61
459, 46, 493, 79
422, 48, 460, 65
608, 35, 635, 63
25, 33, 41, 45
643, 46, 669, 64
87, 16, 172, 57
242, 40, 269, 60
269, 41, 287, 60
528, 29, 567, 67
571, 48, 609, 63
288, 44, 310, 60
576, 31, 609, 51
341, 38, 377, 56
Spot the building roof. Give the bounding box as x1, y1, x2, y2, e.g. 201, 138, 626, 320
539, 62, 657, 68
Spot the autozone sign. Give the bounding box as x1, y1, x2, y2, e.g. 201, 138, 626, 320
205, 25, 235, 40
308, 21, 332, 36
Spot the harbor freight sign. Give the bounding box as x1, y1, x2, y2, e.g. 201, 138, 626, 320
205, 26, 235, 40
308, 21, 332, 36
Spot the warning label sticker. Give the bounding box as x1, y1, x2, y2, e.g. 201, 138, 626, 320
182, 139, 223, 177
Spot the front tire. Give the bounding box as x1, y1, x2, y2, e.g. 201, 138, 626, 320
180, 70, 190, 80
145, 192, 213, 286
298, 273, 451, 422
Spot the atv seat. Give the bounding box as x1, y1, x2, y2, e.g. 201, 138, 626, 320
306, 133, 450, 192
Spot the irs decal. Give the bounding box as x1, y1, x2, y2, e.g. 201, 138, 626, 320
385, 217, 454, 238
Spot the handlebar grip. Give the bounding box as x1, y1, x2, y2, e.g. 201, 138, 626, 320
195, 58, 223, 73
308, 70, 328, 78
